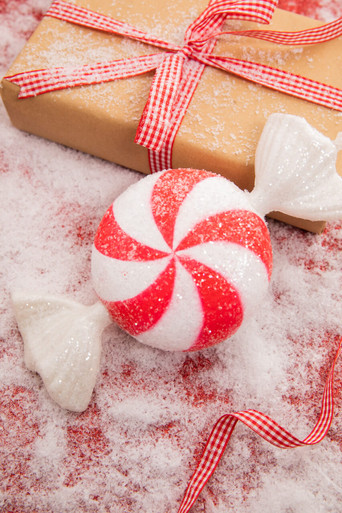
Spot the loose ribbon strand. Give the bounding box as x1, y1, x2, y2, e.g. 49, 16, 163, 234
177, 337, 342, 513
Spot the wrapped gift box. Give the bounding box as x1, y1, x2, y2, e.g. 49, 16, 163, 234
1, 0, 342, 232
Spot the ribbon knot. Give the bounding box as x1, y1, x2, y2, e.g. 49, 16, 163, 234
5, 0, 342, 173
134, 3, 229, 153
179, 44, 194, 59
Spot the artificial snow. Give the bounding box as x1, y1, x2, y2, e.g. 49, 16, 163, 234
1, 1, 342, 512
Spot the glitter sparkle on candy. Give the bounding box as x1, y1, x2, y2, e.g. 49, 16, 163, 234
92, 168, 273, 351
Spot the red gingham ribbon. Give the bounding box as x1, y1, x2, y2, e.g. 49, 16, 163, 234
5, 0, 342, 172
178, 337, 342, 513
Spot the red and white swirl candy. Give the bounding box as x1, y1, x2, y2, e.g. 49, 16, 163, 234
92, 168, 273, 351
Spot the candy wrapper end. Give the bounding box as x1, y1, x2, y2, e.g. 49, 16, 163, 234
249, 113, 342, 221
12, 291, 111, 412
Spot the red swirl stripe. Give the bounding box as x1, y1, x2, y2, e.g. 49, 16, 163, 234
177, 210, 273, 278
150, 168, 215, 248
179, 257, 243, 350
104, 258, 176, 335
94, 206, 169, 261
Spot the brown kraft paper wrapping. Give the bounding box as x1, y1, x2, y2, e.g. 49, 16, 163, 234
1, 0, 342, 232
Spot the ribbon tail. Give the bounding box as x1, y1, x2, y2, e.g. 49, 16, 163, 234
5, 53, 164, 98
196, 53, 342, 112
135, 53, 185, 152
177, 415, 238, 513
47, 0, 179, 52
223, 16, 342, 45
177, 337, 342, 513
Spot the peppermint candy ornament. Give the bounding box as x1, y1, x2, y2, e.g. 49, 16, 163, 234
91, 168, 273, 351
12, 113, 342, 411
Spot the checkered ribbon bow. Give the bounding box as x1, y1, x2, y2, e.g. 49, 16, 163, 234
178, 337, 342, 512
5, 0, 342, 172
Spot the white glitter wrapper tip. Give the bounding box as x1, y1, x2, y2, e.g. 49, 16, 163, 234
12, 291, 111, 412
249, 113, 342, 221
